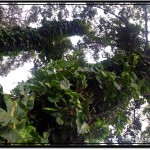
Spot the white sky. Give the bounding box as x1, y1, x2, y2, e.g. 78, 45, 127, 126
0, 61, 33, 94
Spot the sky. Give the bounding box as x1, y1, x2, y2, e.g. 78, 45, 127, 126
0, 60, 34, 94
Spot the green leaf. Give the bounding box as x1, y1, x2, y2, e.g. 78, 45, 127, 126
15, 119, 26, 131
76, 112, 84, 134
46, 70, 53, 75
102, 125, 109, 135
114, 81, 121, 90
127, 118, 131, 125
45, 82, 51, 88
94, 119, 103, 128
17, 126, 41, 143
51, 80, 60, 88
27, 94, 35, 110
60, 78, 70, 90
76, 99, 82, 108
4, 96, 14, 115
83, 67, 92, 72
14, 104, 26, 120
43, 108, 57, 111
0, 126, 20, 143
101, 70, 107, 77
76, 117, 82, 134
41, 132, 49, 143
0, 108, 18, 126
99, 84, 103, 89
48, 97, 59, 103
56, 117, 63, 125
131, 72, 137, 80
80, 122, 90, 135
18, 82, 25, 95
131, 82, 137, 88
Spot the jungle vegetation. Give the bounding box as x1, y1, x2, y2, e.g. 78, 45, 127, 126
0, 2, 150, 146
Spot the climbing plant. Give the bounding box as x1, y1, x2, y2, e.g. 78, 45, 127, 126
2, 49, 148, 144
0, 19, 90, 62
0, 3, 150, 145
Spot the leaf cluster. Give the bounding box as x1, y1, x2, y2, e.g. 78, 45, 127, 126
7, 51, 150, 144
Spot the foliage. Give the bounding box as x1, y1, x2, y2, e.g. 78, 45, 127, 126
0, 19, 90, 61
0, 3, 150, 145
0, 84, 49, 145
0, 18, 91, 76
0, 3, 147, 75
104, 98, 146, 145
0, 50, 147, 144
0, 3, 40, 76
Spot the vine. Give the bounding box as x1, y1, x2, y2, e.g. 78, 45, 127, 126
5, 51, 149, 144
0, 19, 91, 62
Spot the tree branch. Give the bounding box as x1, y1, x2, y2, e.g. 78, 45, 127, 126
97, 6, 128, 26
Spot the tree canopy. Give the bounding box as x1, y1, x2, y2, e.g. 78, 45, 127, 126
0, 2, 150, 146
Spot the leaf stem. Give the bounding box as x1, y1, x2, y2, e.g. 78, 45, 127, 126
11, 101, 17, 129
